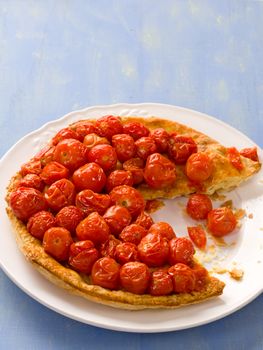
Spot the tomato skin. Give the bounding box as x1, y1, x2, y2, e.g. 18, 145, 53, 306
134, 211, 154, 230
72, 162, 106, 192
227, 147, 244, 170
69, 240, 99, 274
76, 212, 110, 244
149, 270, 173, 296
168, 135, 197, 164
123, 157, 144, 185
106, 170, 133, 193
186, 194, 213, 220
75, 189, 111, 216
95, 115, 123, 140
119, 224, 147, 245
240, 147, 259, 162
120, 261, 150, 294
150, 128, 170, 153
36, 145, 55, 167
9, 187, 47, 221
40, 161, 69, 185
103, 205, 132, 235
192, 263, 208, 291
115, 242, 139, 264
44, 179, 76, 212
135, 136, 157, 160
55, 205, 84, 232
70, 121, 96, 140
20, 160, 42, 176
148, 222, 176, 240
27, 210, 56, 240
168, 263, 196, 293
138, 233, 169, 267
87, 144, 117, 172
83, 133, 110, 150
91, 257, 120, 290
52, 128, 82, 145
144, 153, 176, 189
187, 226, 207, 249
18, 174, 44, 191
100, 235, 120, 258
185, 152, 213, 182
112, 134, 136, 162
169, 237, 195, 265
43, 227, 73, 261
207, 207, 237, 237
122, 122, 150, 140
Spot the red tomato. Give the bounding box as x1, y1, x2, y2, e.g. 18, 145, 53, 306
168, 263, 196, 293
36, 145, 55, 167
227, 147, 244, 170
76, 212, 110, 244
95, 115, 123, 140
9, 187, 47, 221
44, 179, 76, 212
119, 224, 147, 245
103, 205, 132, 235
149, 270, 173, 296
148, 222, 176, 240
123, 157, 144, 185
18, 174, 44, 191
111, 134, 136, 162
75, 189, 111, 216
169, 237, 195, 265
106, 170, 133, 193
167, 135, 197, 164
70, 120, 96, 140
109, 185, 145, 218
207, 207, 237, 237
91, 257, 120, 290
40, 161, 69, 185
52, 128, 82, 145
120, 261, 150, 294
192, 263, 208, 291
27, 210, 56, 240
55, 205, 84, 232
185, 152, 213, 182
72, 162, 106, 192
186, 194, 213, 220
53, 138, 89, 172
135, 136, 157, 160
87, 144, 117, 172
144, 153, 176, 189
83, 133, 110, 150
138, 232, 169, 267
115, 242, 139, 264
43, 227, 73, 261
69, 240, 99, 274
122, 121, 150, 140
20, 160, 42, 176
187, 226, 207, 249
100, 235, 120, 258
150, 128, 170, 153
134, 211, 154, 230
240, 147, 259, 162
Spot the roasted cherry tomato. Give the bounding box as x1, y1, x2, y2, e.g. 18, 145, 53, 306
185, 152, 213, 182
43, 227, 73, 261
240, 147, 259, 162
72, 162, 106, 192
123, 157, 144, 185
138, 232, 169, 267
119, 224, 147, 245
52, 128, 82, 145
36, 145, 55, 167
69, 240, 99, 274
148, 222, 176, 240
167, 135, 197, 164
111, 134, 136, 162
150, 128, 170, 153
95, 115, 123, 140
18, 174, 44, 191
207, 207, 237, 237
103, 205, 132, 235
100, 235, 120, 258
109, 185, 145, 218
27, 210, 56, 240
144, 153, 176, 189
115, 242, 139, 264
75, 189, 111, 216
83, 133, 110, 150
192, 263, 208, 291
70, 120, 96, 140
227, 147, 244, 171
87, 144, 117, 172
186, 193, 213, 220
122, 121, 150, 140
91, 257, 120, 290
55, 205, 84, 232
187, 226, 207, 250
53, 138, 89, 172
106, 170, 133, 193
134, 211, 154, 230
9, 187, 47, 221
40, 161, 69, 185
20, 160, 42, 176
76, 212, 110, 244
168, 263, 196, 293
135, 136, 157, 160
44, 178, 76, 212
169, 237, 195, 265
149, 269, 173, 296
120, 261, 150, 294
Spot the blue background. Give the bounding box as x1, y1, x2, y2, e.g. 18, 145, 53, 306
0, 1, 262, 349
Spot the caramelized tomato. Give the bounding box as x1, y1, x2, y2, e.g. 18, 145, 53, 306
227, 147, 244, 170
168, 263, 196, 293
55, 205, 84, 232
70, 120, 96, 139
135, 136, 157, 160
168, 135, 197, 164
207, 207, 237, 237
119, 224, 147, 245
69, 240, 99, 274
192, 263, 208, 291
150, 128, 170, 153
72, 162, 106, 192
186, 193, 213, 220
76, 212, 110, 244
187, 226, 207, 250
111, 134, 136, 162
40, 161, 69, 185
83, 133, 110, 150
103, 205, 132, 235
185, 152, 213, 182
91, 257, 120, 290
115, 242, 139, 264
75, 189, 111, 216
18, 174, 44, 191
149, 270, 173, 296
169, 237, 195, 265
106, 170, 133, 193
122, 157, 144, 185
52, 128, 81, 145
20, 160, 42, 176
138, 232, 169, 267
120, 261, 150, 294
240, 147, 259, 162
95, 115, 123, 140
100, 235, 120, 258
148, 222, 176, 240
122, 122, 150, 140
87, 144, 117, 171
134, 211, 154, 230
43, 227, 73, 261
27, 210, 56, 240
44, 179, 76, 212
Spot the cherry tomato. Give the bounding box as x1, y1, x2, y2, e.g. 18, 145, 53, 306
27, 210, 56, 240
123, 157, 144, 185
76, 212, 110, 244
192, 263, 208, 291
150, 128, 170, 153
119, 224, 147, 245
72, 162, 106, 192
112, 134, 136, 162
70, 120, 96, 140
40, 161, 69, 185
106, 170, 133, 193
227, 147, 244, 170
122, 121, 150, 140
138, 232, 169, 267
149, 270, 173, 296
55, 205, 84, 232
83, 133, 110, 150
52, 128, 82, 145
20, 160, 42, 176
109, 185, 145, 218
135, 136, 157, 160
186, 193, 213, 220
115, 242, 139, 264
103, 205, 132, 235
87, 144, 117, 171
69, 240, 99, 274
148, 222, 176, 240
44, 179, 76, 212
144, 153, 176, 189
187, 226, 207, 249
91, 257, 120, 290
43, 227, 73, 261
167, 135, 197, 164
95, 115, 123, 140
134, 211, 154, 230
53, 138, 89, 172
18, 174, 44, 191
100, 235, 121, 258
207, 207, 237, 237
168, 263, 196, 293
120, 261, 150, 294
75, 189, 111, 216
9, 187, 47, 221
240, 147, 259, 162
36, 145, 55, 167
185, 152, 213, 182
169, 237, 195, 265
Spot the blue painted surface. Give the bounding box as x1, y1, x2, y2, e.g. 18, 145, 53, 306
0, 0, 262, 349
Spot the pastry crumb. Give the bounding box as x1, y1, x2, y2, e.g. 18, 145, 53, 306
248, 213, 253, 219
229, 268, 244, 280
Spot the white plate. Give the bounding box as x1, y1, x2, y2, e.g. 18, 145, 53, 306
0, 103, 262, 333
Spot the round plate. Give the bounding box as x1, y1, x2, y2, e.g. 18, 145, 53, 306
0, 103, 262, 333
